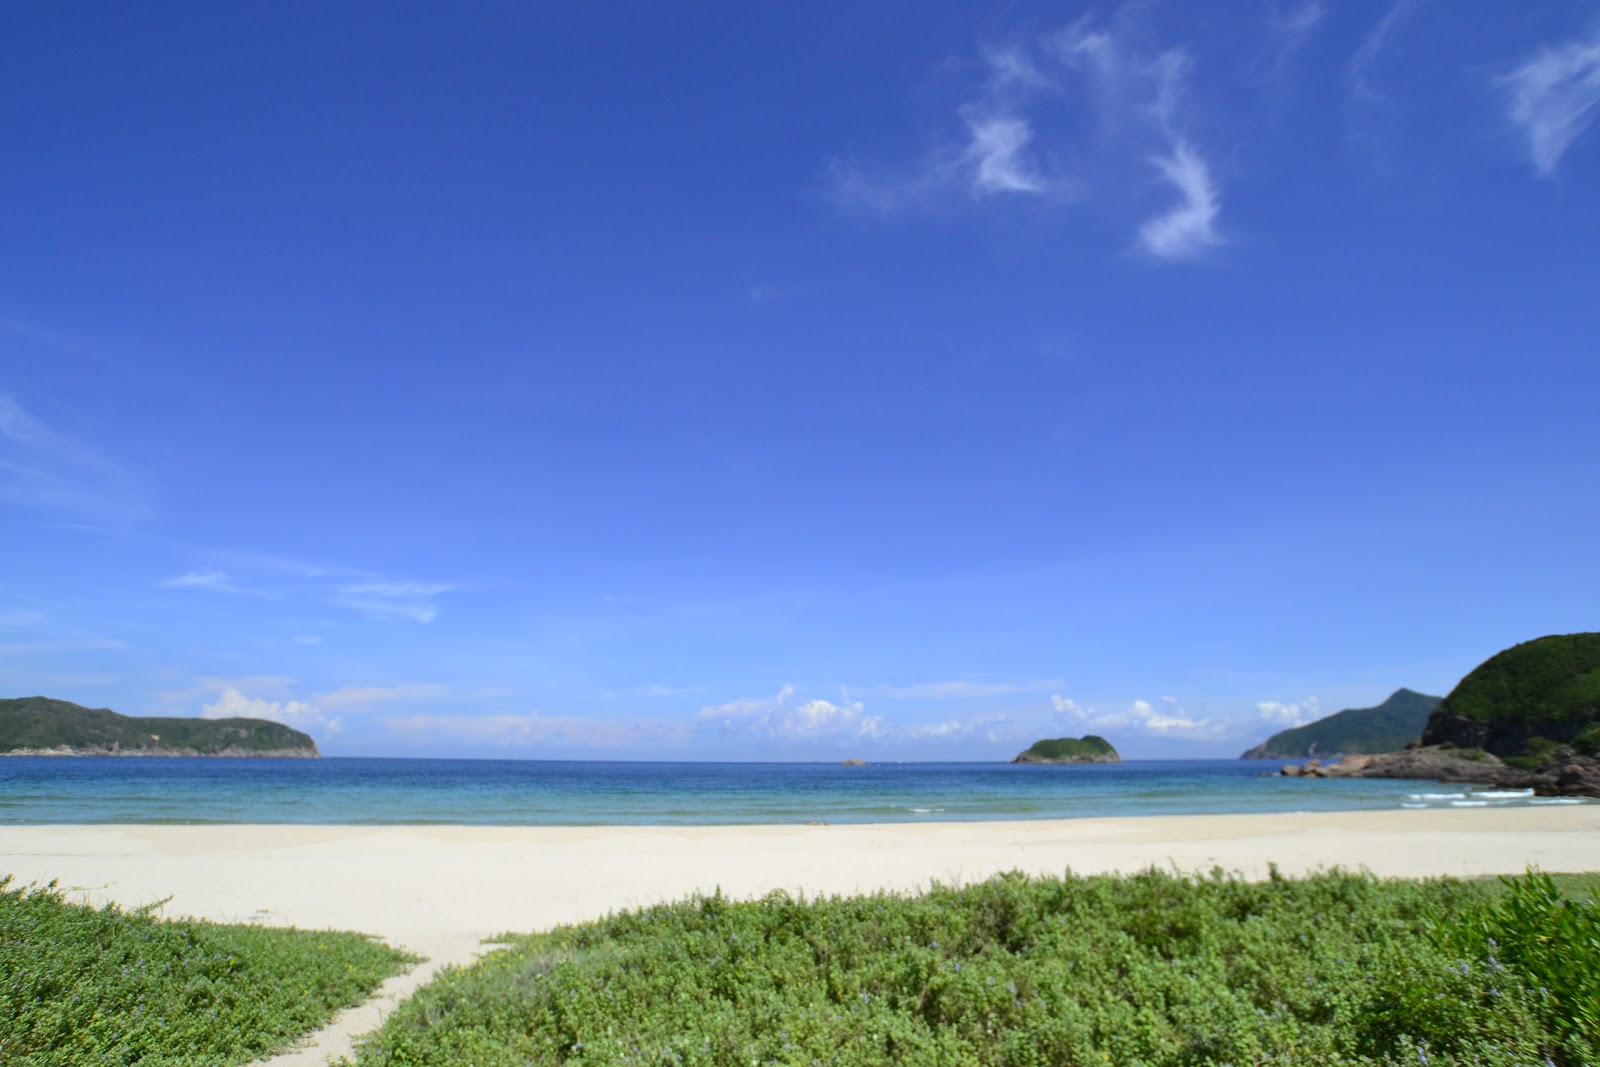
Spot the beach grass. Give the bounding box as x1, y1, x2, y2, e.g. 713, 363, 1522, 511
344, 868, 1599, 1067
0, 875, 414, 1066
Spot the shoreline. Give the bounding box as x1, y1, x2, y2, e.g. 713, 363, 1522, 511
7, 808, 1597, 1065
5, 808, 1597, 940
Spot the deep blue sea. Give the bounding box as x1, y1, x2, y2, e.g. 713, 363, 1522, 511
0, 757, 1585, 825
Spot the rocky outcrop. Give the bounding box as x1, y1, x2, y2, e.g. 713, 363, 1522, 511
1012, 750, 1121, 765
1279, 744, 1600, 798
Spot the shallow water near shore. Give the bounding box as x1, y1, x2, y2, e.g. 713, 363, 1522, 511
1, 757, 1587, 825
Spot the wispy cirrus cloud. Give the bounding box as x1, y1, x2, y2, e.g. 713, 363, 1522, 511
156, 568, 277, 598
1138, 142, 1222, 260
160, 550, 459, 625
332, 581, 457, 624
828, 9, 1227, 263
964, 115, 1048, 195
1345, 0, 1426, 106
1262, 2, 1325, 86
1341, 0, 1428, 175
0, 391, 147, 522
1497, 26, 1600, 176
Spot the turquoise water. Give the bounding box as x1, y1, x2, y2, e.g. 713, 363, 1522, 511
0, 757, 1581, 825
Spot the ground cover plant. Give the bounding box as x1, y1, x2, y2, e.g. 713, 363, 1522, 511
0, 876, 414, 1066
347, 868, 1599, 1067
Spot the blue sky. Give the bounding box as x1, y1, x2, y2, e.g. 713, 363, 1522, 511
2, 2, 1597, 760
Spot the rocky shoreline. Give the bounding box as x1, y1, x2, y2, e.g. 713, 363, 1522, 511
2, 745, 319, 758
1010, 750, 1121, 764
1279, 744, 1600, 798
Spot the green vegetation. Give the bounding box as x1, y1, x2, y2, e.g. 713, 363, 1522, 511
0, 877, 413, 1066
1430, 633, 1600, 738
0, 695, 318, 756
1010, 735, 1118, 763
1240, 688, 1441, 759
345, 869, 1599, 1067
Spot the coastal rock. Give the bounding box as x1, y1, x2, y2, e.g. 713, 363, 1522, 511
3, 744, 320, 758
1279, 744, 1600, 797
839, 758, 868, 766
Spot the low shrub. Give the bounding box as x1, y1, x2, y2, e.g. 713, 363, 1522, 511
0, 876, 413, 1066
346, 869, 1598, 1067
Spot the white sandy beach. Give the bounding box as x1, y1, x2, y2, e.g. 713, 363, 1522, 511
5, 806, 1598, 1064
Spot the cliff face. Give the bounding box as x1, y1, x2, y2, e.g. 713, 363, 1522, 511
0, 696, 319, 757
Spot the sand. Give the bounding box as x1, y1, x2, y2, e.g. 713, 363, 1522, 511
4, 806, 1598, 1064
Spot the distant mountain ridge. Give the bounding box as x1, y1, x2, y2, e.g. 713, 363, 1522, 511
0, 695, 319, 757
1240, 688, 1441, 760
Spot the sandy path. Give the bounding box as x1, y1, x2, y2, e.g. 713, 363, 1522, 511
4, 806, 1597, 1064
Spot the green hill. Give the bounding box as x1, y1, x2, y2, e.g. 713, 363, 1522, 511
1421, 632, 1600, 758
1010, 735, 1120, 764
1240, 689, 1441, 759
0, 695, 319, 757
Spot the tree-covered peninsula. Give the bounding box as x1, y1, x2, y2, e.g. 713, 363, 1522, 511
1010, 735, 1120, 764
1240, 688, 1441, 759
1421, 631, 1600, 758
0, 696, 318, 757
1275, 633, 1600, 797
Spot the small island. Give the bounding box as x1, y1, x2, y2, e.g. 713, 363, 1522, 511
0, 695, 319, 758
1010, 735, 1120, 764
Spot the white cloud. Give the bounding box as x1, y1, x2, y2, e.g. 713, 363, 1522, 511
1050, 692, 1226, 740
964, 115, 1046, 195
698, 685, 882, 741
1497, 28, 1600, 177
905, 711, 1015, 744
828, 13, 1222, 262
0, 391, 145, 521
1139, 142, 1223, 259
332, 581, 455, 623
1256, 697, 1322, 727
200, 685, 341, 737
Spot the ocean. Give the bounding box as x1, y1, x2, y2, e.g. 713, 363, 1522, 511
0, 757, 1584, 825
